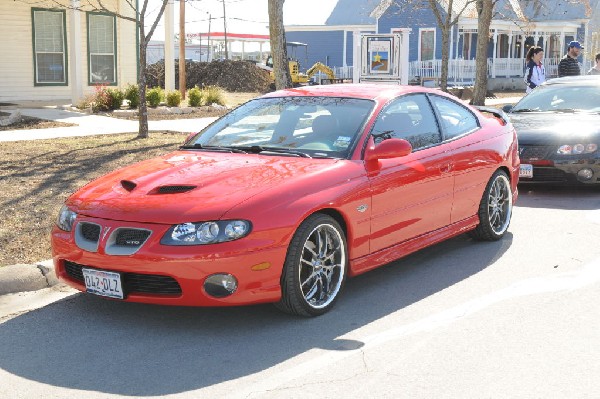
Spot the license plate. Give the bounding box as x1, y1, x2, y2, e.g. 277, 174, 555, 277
82, 268, 124, 299
519, 163, 533, 178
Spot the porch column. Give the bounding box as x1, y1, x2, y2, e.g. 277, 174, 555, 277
69, 0, 83, 104
343, 30, 348, 67
584, 22, 590, 66
492, 29, 498, 78
352, 31, 360, 83
164, 1, 175, 91
259, 42, 263, 63
520, 34, 525, 59
241, 41, 245, 60
399, 29, 410, 84
560, 33, 565, 56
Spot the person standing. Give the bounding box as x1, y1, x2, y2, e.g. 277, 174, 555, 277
524, 46, 546, 93
558, 41, 583, 77
588, 53, 600, 75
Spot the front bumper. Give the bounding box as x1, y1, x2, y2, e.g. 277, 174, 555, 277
51, 215, 287, 306
519, 160, 600, 185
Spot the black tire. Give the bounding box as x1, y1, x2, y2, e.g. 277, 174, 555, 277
469, 169, 513, 241
275, 214, 348, 317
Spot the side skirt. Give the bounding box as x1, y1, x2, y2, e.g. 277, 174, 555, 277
349, 216, 479, 276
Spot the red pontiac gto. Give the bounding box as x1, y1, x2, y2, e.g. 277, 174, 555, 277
51, 84, 519, 316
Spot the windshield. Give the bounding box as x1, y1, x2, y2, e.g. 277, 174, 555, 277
512, 84, 600, 113
184, 96, 374, 159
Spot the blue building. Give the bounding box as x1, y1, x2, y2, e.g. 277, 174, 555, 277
285, 0, 600, 85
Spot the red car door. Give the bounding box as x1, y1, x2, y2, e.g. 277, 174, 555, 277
367, 94, 454, 253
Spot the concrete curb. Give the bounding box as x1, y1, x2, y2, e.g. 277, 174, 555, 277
0, 260, 57, 295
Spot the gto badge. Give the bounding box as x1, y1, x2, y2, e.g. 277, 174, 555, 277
356, 204, 368, 213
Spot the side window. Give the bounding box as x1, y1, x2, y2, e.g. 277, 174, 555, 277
429, 95, 479, 139
88, 13, 117, 85
371, 94, 442, 150
32, 8, 67, 86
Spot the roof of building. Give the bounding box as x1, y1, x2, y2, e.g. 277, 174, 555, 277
325, 0, 379, 25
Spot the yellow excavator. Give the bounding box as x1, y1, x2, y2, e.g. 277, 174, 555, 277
261, 42, 336, 86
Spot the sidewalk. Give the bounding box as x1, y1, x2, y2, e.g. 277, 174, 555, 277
0, 106, 217, 142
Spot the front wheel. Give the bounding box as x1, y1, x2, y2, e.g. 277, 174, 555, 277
275, 214, 348, 317
469, 170, 513, 241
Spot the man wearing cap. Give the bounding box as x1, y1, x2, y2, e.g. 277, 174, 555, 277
558, 41, 583, 77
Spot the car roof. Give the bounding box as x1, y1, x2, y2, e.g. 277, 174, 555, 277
260, 83, 444, 103
544, 75, 600, 86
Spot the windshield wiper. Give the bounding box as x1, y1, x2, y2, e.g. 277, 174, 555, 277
552, 108, 578, 113
180, 144, 248, 153
236, 145, 312, 158
511, 108, 538, 113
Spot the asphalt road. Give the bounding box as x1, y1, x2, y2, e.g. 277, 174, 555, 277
1, 184, 599, 398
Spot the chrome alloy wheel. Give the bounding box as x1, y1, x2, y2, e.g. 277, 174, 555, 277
487, 173, 512, 235
298, 223, 346, 310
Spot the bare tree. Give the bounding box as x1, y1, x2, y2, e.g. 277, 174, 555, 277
268, 0, 292, 90
25, 0, 169, 138
425, 0, 476, 92
471, 0, 493, 106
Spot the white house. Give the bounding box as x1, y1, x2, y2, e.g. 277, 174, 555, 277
0, 0, 138, 104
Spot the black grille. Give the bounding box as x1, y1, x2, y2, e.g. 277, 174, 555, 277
156, 185, 196, 194
115, 229, 151, 247
528, 167, 569, 182
520, 145, 555, 160
64, 261, 182, 295
80, 223, 101, 241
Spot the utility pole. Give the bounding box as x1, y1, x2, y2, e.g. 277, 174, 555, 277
179, 0, 186, 99
222, 0, 228, 59
207, 12, 211, 61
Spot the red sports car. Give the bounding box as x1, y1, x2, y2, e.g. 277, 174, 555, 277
51, 84, 519, 316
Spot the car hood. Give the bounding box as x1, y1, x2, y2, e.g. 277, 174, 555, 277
67, 151, 346, 224
510, 112, 600, 144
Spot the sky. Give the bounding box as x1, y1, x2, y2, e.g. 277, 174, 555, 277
147, 0, 339, 41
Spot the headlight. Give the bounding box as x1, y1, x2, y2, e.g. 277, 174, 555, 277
161, 220, 251, 245
557, 144, 598, 155
56, 205, 77, 231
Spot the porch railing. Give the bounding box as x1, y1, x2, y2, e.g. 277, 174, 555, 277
331, 59, 592, 84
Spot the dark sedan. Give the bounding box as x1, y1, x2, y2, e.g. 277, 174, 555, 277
504, 76, 600, 185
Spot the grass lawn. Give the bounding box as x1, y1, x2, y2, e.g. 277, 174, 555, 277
0, 132, 186, 267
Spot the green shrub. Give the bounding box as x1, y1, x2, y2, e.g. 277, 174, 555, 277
203, 86, 226, 106
187, 86, 203, 107
123, 84, 140, 108
146, 86, 164, 107
106, 88, 124, 110
165, 90, 182, 107
92, 85, 111, 112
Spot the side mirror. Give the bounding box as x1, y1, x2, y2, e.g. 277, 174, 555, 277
365, 138, 412, 161
502, 104, 514, 113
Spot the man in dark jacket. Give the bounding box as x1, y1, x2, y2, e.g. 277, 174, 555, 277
558, 41, 583, 77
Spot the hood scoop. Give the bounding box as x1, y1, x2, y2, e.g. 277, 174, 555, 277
120, 180, 137, 192
153, 185, 197, 194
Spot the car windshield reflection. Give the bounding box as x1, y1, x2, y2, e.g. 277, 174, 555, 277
512, 84, 600, 113
184, 97, 375, 159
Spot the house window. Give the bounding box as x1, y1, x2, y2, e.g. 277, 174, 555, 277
88, 13, 117, 85
32, 9, 67, 85
419, 29, 435, 61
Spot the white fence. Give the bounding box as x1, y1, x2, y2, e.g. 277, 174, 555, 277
333, 59, 592, 84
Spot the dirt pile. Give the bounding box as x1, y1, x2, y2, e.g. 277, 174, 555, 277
145, 60, 271, 93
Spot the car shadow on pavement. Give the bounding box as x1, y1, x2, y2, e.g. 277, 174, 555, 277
0, 233, 512, 396
516, 184, 600, 210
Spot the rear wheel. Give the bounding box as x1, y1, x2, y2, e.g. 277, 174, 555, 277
275, 214, 347, 317
469, 170, 513, 241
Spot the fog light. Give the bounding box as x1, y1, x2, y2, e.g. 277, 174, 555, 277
204, 273, 238, 297
577, 168, 594, 181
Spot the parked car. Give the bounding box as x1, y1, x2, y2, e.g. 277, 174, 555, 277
503, 75, 600, 185
51, 84, 519, 317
